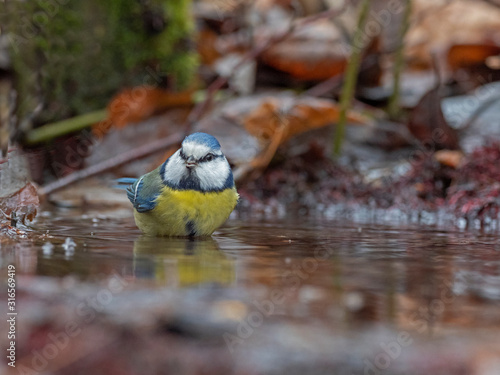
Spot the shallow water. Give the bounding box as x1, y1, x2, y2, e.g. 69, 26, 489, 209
5, 210, 500, 332
3, 209, 500, 374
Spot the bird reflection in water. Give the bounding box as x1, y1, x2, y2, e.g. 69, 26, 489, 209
133, 236, 235, 287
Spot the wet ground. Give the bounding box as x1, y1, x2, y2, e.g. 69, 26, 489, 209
2, 208, 500, 374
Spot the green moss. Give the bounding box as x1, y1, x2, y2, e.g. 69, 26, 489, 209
4, 0, 196, 131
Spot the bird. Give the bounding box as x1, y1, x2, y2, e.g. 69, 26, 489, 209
119, 132, 239, 237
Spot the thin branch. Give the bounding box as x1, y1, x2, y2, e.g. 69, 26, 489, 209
333, 0, 371, 156
39, 133, 184, 196
302, 75, 343, 97
24, 109, 108, 145
387, 0, 412, 119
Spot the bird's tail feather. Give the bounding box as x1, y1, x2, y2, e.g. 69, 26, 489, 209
114, 177, 137, 189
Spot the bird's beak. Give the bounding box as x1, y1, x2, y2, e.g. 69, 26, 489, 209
185, 156, 197, 169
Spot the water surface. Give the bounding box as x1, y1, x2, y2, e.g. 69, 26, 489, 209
4, 211, 500, 332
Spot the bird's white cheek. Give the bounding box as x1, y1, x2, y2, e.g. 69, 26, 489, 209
163, 153, 188, 185
196, 160, 229, 190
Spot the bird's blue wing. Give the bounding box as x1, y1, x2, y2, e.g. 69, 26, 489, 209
126, 177, 159, 213
118, 167, 164, 213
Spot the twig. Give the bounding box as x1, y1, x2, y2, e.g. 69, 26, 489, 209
39, 133, 183, 196
387, 0, 412, 119
24, 109, 108, 145
302, 75, 343, 97
333, 0, 370, 156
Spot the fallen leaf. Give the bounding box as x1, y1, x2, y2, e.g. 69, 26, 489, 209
447, 44, 500, 88
197, 26, 221, 67
0, 150, 39, 224
93, 87, 194, 137
0, 182, 39, 223
448, 44, 500, 71
259, 20, 349, 81
244, 96, 366, 144
244, 96, 370, 169
434, 150, 464, 168
260, 39, 347, 81
406, 0, 500, 69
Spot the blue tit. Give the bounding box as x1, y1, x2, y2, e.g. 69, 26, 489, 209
119, 132, 239, 237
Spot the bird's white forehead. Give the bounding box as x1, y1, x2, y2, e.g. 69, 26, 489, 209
181, 141, 222, 159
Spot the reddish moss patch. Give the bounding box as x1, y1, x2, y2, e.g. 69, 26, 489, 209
240, 141, 500, 223
449, 143, 500, 219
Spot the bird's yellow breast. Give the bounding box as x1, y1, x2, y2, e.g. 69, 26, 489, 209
133, 186, 238, 236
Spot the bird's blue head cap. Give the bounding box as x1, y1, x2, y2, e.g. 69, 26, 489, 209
183, 132, 221, 151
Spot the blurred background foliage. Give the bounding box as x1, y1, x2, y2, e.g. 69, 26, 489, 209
2, 0, 500, 225
3, 0, 197, 135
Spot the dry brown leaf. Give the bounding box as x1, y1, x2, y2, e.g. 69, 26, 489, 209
406, 0, 500, 69
261, 42, 347, 80
243, 96, 370, 169
448, 44, 500, 71
0, 182, 39, 223
446, 44, 500, 86
93, 88, 194, 137
244, 97, 368, 143
197, 27, 221, 67
433, 150, 464, 169
259, 20, 349, 81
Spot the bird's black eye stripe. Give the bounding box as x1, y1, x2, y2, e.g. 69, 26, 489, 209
180, 150, 187, 160
199, 153, 221, 163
